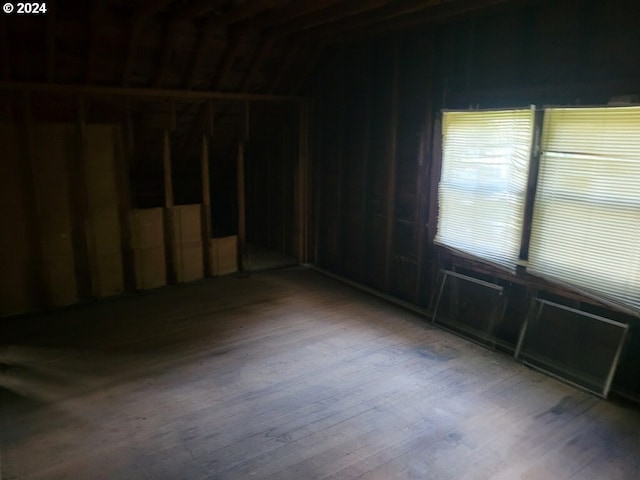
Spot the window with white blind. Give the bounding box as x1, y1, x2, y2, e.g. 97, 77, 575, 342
435, 108, 535, 270
527, 106, 640, 314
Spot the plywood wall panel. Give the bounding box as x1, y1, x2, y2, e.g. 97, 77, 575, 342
174, 204, 204, 283
34, 124, 78, 307
210, 236, 238, 276
130, 208, 166, 290
86, 125, 124, 297
0, 122, 34, 315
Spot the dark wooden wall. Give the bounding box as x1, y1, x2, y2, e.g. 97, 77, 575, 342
310, 0, 640, 400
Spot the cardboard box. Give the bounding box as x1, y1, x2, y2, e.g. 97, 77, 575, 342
130, 208, 166, 290
210, 236, 238, 276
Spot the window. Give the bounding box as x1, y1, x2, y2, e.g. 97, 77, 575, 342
436, 105, 640, 315
435, 108, 534, 270
528, 106, 640, 314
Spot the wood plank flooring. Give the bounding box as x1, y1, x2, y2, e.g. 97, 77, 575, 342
1, 267, 639, 479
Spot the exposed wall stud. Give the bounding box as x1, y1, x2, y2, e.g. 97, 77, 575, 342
163, 127, 177, 284
384, 37, 400, 291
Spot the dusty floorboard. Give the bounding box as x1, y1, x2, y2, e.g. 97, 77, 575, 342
0, 267, 639, 480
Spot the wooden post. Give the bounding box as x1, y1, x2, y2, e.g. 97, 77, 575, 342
295, 100, 310, 262
281, 120, 287, 255
427, 116, 443, 303
415, 36, 435, 306
114, 109, 136, 291
359, 46, 373, 284
201, 133, 212, 277
414, 129, 430, 305
237, 139, 247, 271
74, 96, 99, 298
335, 49, 347, 272
384, 38, 400, 292
163, 127, 177, 284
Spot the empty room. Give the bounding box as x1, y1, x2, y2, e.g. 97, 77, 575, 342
1, 0, 639, 478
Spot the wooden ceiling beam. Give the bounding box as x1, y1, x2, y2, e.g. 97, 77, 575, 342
0, 80, 304, 102
178, 29, 245, 158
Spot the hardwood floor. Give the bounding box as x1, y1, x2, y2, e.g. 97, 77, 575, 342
1, 267, 639, 480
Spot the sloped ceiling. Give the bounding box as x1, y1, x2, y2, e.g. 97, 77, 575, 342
1, 0, 526, 95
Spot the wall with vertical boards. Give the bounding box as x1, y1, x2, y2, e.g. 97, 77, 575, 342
309, 0, 640, 401
0, 122, 126, 314
0, 122, 33, 316
0, 90, 306, 317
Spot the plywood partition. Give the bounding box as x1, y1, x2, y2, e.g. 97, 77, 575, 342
130, 208, 166, 290
173, 204, 204, 283
0, 122, 34, 315
86, 125, 125, 297
295, 101, 310, 263
210, 236, 238, 276
33, 124, 79, 307
163, 127, 178, 284
201, 134, 212, 277
237, 140, 246, 271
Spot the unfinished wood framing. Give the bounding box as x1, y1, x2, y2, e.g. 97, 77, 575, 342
236, 139, 247, 271
114, 112, 136, 292
383, 38, 400, 291
200, 133, 212, 277
19, 94, 49, 308
72, 98, 99, 298
2, 0, 639, 407
0, 81, 304, 103
295, 101, 310, 262
162, 128, 177, 284
414, 38, 436, 306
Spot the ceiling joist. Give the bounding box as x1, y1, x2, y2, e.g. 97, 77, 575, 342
3, 0, 537, 97
0, 80, 303, 102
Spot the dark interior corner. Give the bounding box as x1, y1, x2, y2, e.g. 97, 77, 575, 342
1, 0, 640, 477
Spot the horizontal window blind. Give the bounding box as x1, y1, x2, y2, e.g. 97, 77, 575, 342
435, 108, 534, 270
528, 106, 640, 314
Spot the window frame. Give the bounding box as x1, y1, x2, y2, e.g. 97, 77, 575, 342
435, 104, 640, 317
